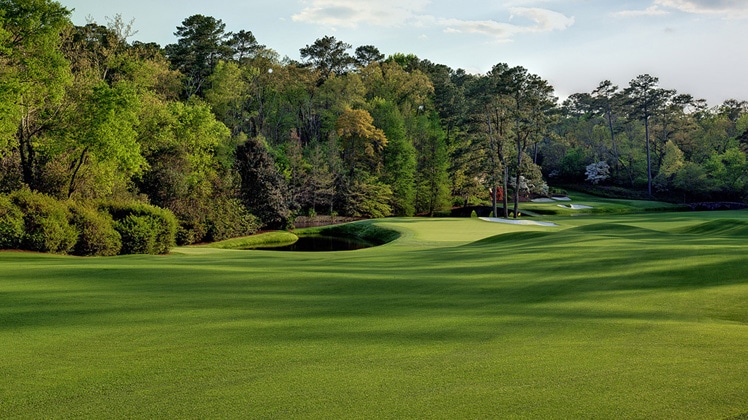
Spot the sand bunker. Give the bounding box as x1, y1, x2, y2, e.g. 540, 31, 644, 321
557, 204, 593, 210
480, 217, 558, 227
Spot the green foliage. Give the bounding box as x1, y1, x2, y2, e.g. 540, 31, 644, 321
340, 177, 393, 218
336, 107, 388, 176
100, 201, 177, 254
164, 14, 232, 98
171, 195, 260, 246
307, 219, 401, 245
1, 0, 73, 188
203, 197, 261, 242
204, 60, 256, 135
9, 189, 77, 253
0, 194, 24, 249
370, 98, 416, 216
68, 202, 121, 256
236, 136, 292, 229
470, 209, 478, 218
4, 0, 748, 262
59, 81, 146, 198
114, 214, 158, 254
414, 112, 451, 216
705, 148, 747, 196
559, 148, 588, 181
299, 35, 354, 80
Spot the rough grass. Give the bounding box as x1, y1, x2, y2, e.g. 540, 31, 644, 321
1, 210, 748, 418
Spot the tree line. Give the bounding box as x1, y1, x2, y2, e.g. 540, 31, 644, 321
1, 0, 747, 254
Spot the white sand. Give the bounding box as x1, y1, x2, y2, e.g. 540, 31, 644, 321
557, 204, 593, 210
480, 217, 558, 227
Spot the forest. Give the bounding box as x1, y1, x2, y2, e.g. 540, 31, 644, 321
2, 0, 747, 255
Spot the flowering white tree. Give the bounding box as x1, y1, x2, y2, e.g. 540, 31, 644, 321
510, 175, 531, 196
585, 161, 610, 184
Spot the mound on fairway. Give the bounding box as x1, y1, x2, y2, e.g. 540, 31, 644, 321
2, 212, 748, 419
675, 218, 748, 238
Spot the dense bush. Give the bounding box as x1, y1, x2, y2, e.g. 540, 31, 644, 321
314, 221, 401, 245
0, 195, 24, 249
0, 193, 177, 255
100, 201, 177, 254
114, 215, 158, 254
9, 190, 78, 254
172, 197, 260, 245
204, 198, 261, 243
69, 204, 122, 256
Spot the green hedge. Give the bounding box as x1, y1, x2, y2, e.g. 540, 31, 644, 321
69, 204, 122, 256
100, 201, 177, 255
9, 190, 78, 254
0, 192, 177, 256
0, 194, 24, 249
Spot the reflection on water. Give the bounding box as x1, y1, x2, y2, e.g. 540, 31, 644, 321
259, 235, 372, 252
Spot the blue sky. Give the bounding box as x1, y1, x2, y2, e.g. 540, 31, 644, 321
61, 0, 748, 106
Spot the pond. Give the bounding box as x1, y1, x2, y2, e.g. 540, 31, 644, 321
259, 235, 374, 252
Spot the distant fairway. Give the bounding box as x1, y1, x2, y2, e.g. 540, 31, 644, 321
2, 208, 748, 418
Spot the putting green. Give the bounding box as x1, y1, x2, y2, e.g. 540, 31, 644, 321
1, 211, 747, 418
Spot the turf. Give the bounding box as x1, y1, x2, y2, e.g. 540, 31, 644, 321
1, 208, 748, 418
521, 191, 688, 216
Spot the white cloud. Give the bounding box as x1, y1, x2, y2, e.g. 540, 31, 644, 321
656, 0, 748, 15
510, 7, 576, 32
438, 8, 573, 41
615, 0, 748, 18
291, 0, 430, 28
292, 1, 574, 41
613, 5, 670, 17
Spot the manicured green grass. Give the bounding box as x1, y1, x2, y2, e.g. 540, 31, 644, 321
2, 210, 748, 418
204, 230, 299, 249
521, 191, 688, 216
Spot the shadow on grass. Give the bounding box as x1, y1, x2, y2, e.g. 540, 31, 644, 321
2, 218, 747, 345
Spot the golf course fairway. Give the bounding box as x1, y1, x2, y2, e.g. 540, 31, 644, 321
2, 210, 748, 418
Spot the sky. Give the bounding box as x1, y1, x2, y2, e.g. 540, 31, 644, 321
60, 0, 748, 106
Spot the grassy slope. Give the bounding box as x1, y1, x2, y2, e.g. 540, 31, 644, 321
521, 191, 688, 216
1, 209, 748, 418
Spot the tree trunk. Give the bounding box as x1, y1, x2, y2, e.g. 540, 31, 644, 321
607, 110, 619, 178
18, 118, 35, 189
513, 133, 525, 219
68, 148, 89, 199
491, 185, 497, 218
645, 115, 652, 196
501, 164, 509, 218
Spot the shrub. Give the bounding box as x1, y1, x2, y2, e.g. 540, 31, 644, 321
314, 221, 400, 245
69, 204, 121, 256
10, 190, 77, 254
115, 214, 158, 254
470, 210, 478, 218
0, 194, 24, 249
204, 198, 261, 243
100, 201, 177, 255
168, 197, 260, 245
